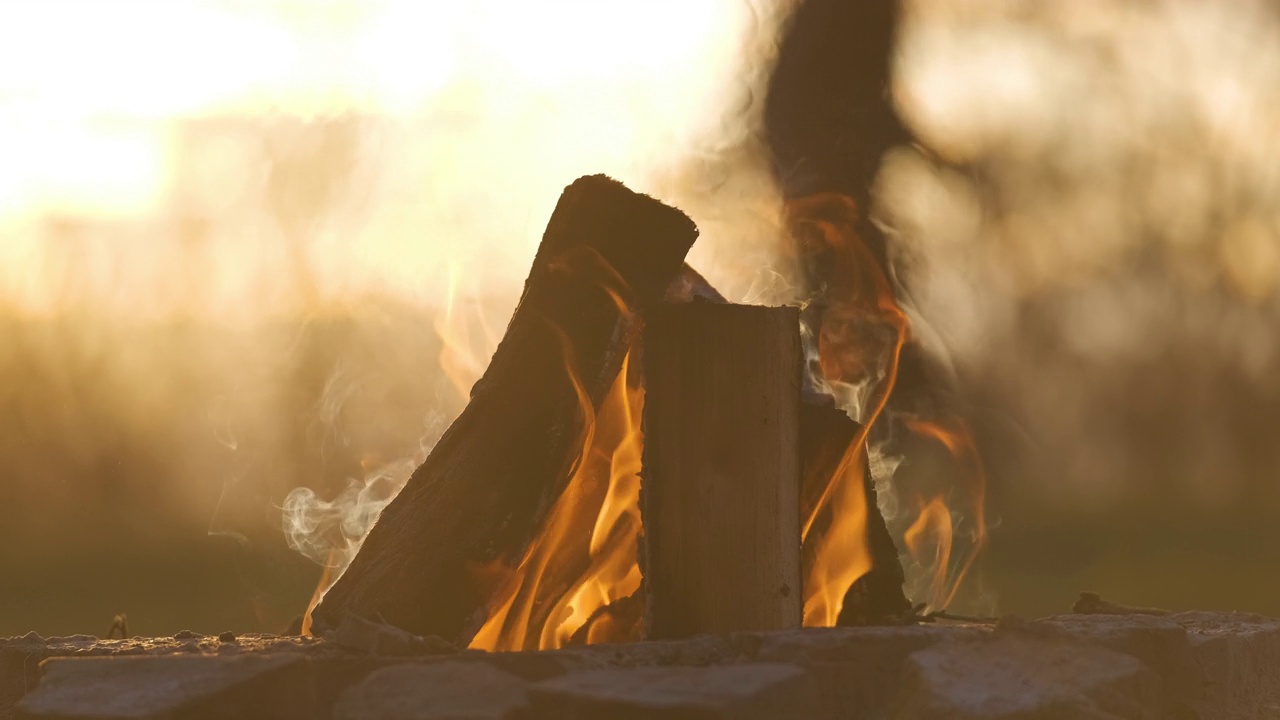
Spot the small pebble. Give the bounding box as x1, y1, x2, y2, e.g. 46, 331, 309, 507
218, 631, 237, 643
173, 630, 202, 640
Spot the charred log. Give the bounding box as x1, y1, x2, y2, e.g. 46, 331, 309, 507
568, 589, 645, 647
312, 175, 697, 644
664, 264, 728, 305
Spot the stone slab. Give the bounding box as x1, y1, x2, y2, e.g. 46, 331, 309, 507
0, 633, 342, 720
894, 631, 1163, 719
334, 661, 531, 720
754, 624, 988, 718
0, 635, 46, 720
16, 654, 310, 720
5, 613, 1280, 720
529, 663, 819, 720
1036, 614, 1201, 716
1172, 611, 1280, 719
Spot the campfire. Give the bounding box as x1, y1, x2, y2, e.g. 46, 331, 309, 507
6, 0, 1280, 718
285, 175, 987, 652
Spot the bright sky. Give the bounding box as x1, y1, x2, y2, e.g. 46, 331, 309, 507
0, 0, 778, 317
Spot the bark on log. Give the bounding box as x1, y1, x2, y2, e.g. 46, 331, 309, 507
798, 401, 911, 625
641, 302, 803, 638
312, 175, 697, 643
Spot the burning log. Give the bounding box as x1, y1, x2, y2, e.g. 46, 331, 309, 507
312, 175, 698, 644
799, 401, 911, 625
640, 302, 803, 638
660, 273, 909, 629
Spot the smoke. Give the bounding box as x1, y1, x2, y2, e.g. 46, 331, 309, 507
882, 0, 1280, 512
0, 0, 799, 631
265, 0, 799, 595
282, 456, 421, 568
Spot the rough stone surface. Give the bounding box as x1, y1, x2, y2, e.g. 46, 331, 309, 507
4, 613, 1279, 719
1038, 614, 1201, 716
1172, 611, 1280, 719
335, 661, 531, 720
555, 631, 766, 670
0, 632, 415, 720
0, 633, 330, 661
16, 655, 311, 720
0, 635, 45, 720
529, 663, 819, 720
755, 624, 987, 718
895, 629, 1163, 719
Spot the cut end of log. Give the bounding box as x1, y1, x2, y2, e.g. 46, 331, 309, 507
538, 175, 699, 308
641, 302, 804, 639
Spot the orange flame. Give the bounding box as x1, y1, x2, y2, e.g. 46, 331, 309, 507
435, 263, 502, 401
902, 417, 988, 611
792, 193, 987, 624
467, 247, 645, 652
802, 441, 873, 626
310, 188, 988, 643
468, 348, 644, 651
903, 497, 952, 609
300, 549, 339, 637
791, 194, 909, 627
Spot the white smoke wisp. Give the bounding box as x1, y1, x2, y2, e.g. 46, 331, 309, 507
282, 455, 421, 574
253, 0, 799, 587
799, 317, 880, 424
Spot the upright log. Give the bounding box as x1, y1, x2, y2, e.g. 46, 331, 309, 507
313, 175, 697, 643
641, 302, 803, 638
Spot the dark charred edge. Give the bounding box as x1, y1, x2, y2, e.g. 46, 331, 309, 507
567, 588, 645, 647
799, 401, 911, 626
837, 462, 913, 626
664, 264, 728, 305
312, 175, 697, 645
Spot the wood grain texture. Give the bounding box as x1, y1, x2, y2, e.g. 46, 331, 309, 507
313, 175, 697, 644
641, 302, 803, 638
